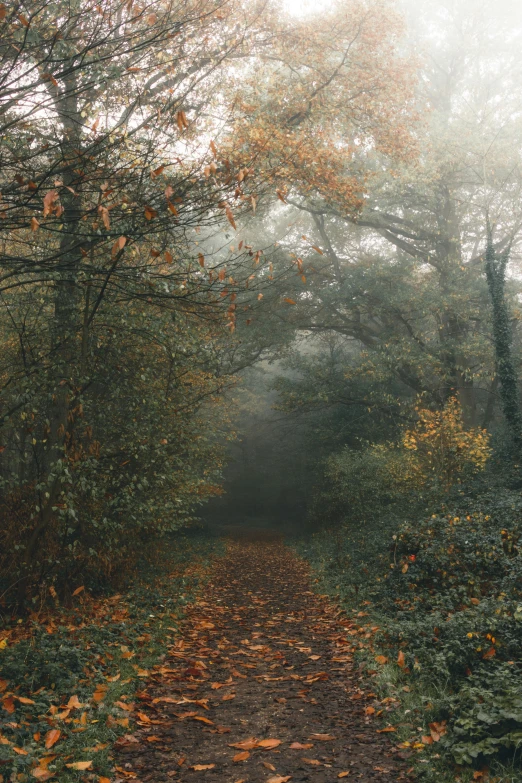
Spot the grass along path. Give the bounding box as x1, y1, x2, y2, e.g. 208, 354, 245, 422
115, 531, 413, 783
0, 533, 218, 783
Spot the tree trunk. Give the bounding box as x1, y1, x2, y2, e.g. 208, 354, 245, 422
484, 234, 522, 452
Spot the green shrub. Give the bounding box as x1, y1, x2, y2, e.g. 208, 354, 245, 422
298, 488, 522, 772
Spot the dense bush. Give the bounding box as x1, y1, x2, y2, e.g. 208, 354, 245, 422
309, 398, 491, 528
299, 486, 522, 772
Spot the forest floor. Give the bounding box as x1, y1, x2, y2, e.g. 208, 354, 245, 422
115, 531, 414, 783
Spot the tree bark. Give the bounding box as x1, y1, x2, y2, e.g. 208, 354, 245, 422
484, 233, 522, 451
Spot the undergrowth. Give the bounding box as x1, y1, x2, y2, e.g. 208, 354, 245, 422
296, 487, 522, 782
0, 530, 221, 783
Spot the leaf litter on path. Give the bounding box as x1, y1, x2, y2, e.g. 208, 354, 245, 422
114, 531, 415, 782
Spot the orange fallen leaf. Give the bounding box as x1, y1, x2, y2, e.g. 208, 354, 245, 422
192, 765, 215, 771
146, 735, 163, 742
229, 739, 258, 750
233, 751, 250, 762
18, 696, 35, 705
262, 762, 276, 771
397, 651, 406, 668
93, 686, 107, 702
375, 655, 388, 665
338, 773, 350, 779
13, 747, 28, 755
290, 743, 313, 749
67, 695, 82, 710
257, 739, 281, 749
222, 693, 236, 701
364, 707, 375, 716
65, 761, 92, 770
429, 720, 447, 742
44, 730, 61, 750
308, 734, 335, 741
193, 715, 213, 725
376, 727, 397, 733
31, 768, 55, 781
301, 758, 321, 766
267, 777, 291, 783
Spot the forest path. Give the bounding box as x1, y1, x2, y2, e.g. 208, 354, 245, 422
115, 533, 412, 783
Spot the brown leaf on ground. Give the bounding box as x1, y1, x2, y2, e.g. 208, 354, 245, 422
229, 739, 258, 750
257, 739, 281, 749
233, 751, 250, 762
44, 730, 61, 750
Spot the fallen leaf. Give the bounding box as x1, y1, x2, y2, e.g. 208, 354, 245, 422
191, 765, 215, 771
338, 773, 350, 778
233, 751, 250, 762
290, 743, 313, 750
301, 758, 321, 766
222, 693, 236, 701
18, 696, 35, 705
397, 651, 406, 668
376, 727, 397, 733
31, 769, 55, 781
375, 655, 388, 665
65, 761, 93, 770
257, 739, 281, 749
229, 739, 258, 750
267, 777, 291, 783
262, 762, 276, 771
308, 734, 335, 741
44, 730, 61, 750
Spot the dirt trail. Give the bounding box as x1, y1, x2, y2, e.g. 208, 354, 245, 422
115, 534, 413, 783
